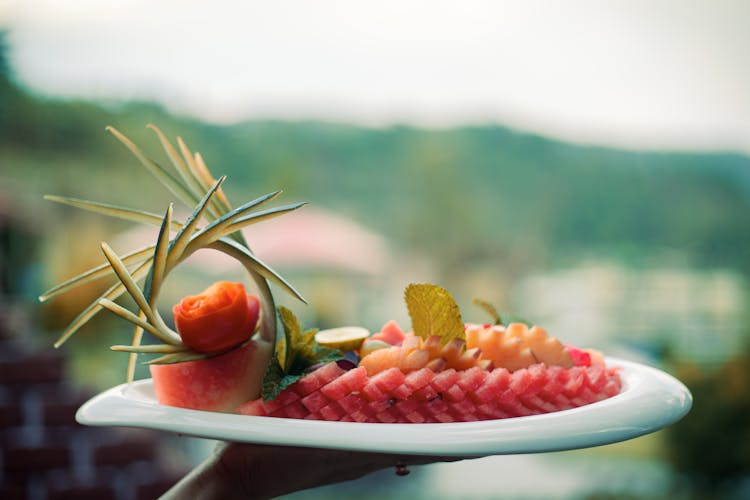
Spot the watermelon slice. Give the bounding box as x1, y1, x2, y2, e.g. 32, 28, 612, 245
238, 361, 622, 422
151, 338, 273, 413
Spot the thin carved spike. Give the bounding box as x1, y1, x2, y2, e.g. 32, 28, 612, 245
100, 243, 156, 322
148, 125, 194, 187
53, 258, 152, 348
98, 299, 161, 338
100, 242, 180, 344
42, 195, 184, 230
39, 245, 154, 302
223, 203, 306, 236
177, 137, 224, 215
106, 126, 198, 209
192, 190, 282, 239
187, 153, 246, 246
147, 125, 221, 220
177, 137, 204, 183
194, 151, 231, 211
146, 338, 250, 365
144, 203, 173, 302
146, 351, 214, 365
186, 198, 300, 253
111, 344, 189, 354
209, 238, 307, 304
167, 176, 225, 268
127, 316, 146, 383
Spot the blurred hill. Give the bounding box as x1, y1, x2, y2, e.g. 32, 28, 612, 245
3, 56, 749, 281
1, 20, 749, 294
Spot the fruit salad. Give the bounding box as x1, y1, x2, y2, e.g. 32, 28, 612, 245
238, 285, 621, 423
41, 125, 622, 423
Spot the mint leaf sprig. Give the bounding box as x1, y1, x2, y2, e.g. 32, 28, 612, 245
262, 306, 343, 401
472, 297, 533, 328
404, 283, 465, 344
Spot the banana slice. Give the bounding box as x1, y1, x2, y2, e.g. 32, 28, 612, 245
315, 326, 370, 352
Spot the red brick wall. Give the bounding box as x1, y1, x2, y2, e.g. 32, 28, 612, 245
0, 334, 187, 500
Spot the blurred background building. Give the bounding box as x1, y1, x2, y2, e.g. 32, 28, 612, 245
1, 1, 749, 498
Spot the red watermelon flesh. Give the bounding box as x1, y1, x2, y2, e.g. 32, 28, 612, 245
237, 361, 622, 423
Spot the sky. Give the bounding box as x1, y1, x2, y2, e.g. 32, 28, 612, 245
2, 0, 749, 153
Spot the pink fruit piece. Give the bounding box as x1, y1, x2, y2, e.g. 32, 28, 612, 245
320, 367, 367, 400
370, 320, 407, 346
566, 345, 592, 366
237, 361, 623, 423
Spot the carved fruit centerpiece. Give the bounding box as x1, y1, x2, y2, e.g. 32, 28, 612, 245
40, 125, 307, 412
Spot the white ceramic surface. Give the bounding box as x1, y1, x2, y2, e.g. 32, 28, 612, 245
76, 357, 691, 457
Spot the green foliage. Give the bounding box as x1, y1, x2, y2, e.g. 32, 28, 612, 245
0, 31, 9, 79
472, 298, 503, 325
2, 44, 750, 286
262, 307, 342, 401
471, 298, 532, 327
664, 347, 750, 493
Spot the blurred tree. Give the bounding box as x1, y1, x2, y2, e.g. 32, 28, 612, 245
0, 200, 38, 299
0, 31, 9, 79
664, 345, 750, 496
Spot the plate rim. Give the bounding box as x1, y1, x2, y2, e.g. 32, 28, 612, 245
76, 357, 692, 456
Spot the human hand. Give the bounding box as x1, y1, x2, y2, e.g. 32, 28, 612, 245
162, 441, 463, 499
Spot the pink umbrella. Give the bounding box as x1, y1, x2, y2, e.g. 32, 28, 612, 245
114, 206, 390, 277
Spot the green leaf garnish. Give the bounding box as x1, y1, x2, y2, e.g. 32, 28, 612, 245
472, 297, 502, 325
262, 306, 343, 401
472, 297, 533, 327
404, 283, 464, 344
262, 358, 304, 402
276, 306, 299, 372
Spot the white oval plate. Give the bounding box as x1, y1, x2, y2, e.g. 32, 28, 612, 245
76, 357, 691, 457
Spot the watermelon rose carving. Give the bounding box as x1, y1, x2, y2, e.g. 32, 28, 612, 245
173, 281, 261, 353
